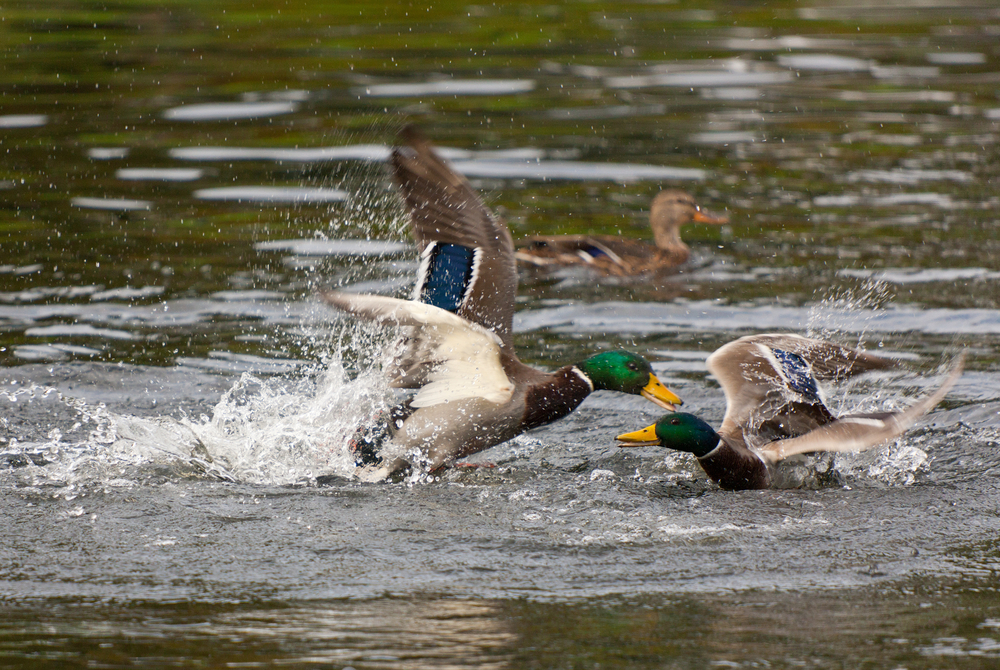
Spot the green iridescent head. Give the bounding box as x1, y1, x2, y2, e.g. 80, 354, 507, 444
576, 351, 681, 410
617, 412, 720, 458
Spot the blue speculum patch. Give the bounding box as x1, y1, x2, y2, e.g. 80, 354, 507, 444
770, 348, 822, 403
419, 243, 475, 313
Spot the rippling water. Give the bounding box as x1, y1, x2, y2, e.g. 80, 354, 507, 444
2, 1, 1000, 667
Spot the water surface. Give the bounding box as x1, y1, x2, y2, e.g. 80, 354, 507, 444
2, 0, 1000, 666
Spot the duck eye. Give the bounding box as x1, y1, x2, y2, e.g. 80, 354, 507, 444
670, 418, 681, 425
626, 362, 639, 371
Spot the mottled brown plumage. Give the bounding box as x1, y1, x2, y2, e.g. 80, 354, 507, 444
516, 189, 728, 277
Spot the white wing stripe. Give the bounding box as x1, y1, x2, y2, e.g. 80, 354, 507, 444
412, 241, 437, 301
837, 417, 887, 428
462, 246, 483, 309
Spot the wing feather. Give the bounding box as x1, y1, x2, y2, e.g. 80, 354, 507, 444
758, 352, 964, 462
391, 126, 517, 347
706, 334, 897, 438
319, 290, 514, 408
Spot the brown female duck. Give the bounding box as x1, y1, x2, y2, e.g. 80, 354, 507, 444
515, 189, 728, 277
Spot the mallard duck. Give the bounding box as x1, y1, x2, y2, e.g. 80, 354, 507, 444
515, 189, 728, 277
320, 127, 682, 481
617, 334, 964, 490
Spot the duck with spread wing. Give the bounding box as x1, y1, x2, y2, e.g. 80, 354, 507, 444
617, 334, 964, 490
321, 127, 682, 480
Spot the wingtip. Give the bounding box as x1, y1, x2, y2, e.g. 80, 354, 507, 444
391, 124, 437, 181
398, 123, 425, 147
939, 349, 966, 394
316, 287, 353, 311
396, 124, 434, 160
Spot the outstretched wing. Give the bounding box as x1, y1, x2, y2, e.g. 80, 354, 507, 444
706, 334, 898, 440
320, 290, 514, 408
391, 126, 517, 348
758, 352, 964, 462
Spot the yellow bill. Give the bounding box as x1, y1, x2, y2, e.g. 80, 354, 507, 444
641, 374, 682, 411
616, 423, 660, 446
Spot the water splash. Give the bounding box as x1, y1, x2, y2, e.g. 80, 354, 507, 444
177, 360, 391, 484
806, 276, 893, 347
1, 385, 179, 488
2, 315, 407, 489
832, 440, 930, 486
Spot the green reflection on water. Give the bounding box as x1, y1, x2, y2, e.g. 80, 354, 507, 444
1, 581, 998, 668
1, 0, 997, 363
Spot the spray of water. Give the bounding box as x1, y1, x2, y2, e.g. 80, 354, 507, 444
2, 124, 418, 489
806, 276, 894, 346
177, 361, 393, 485
171, 124, 414, 485
2, 340, 404, 490
800, 277, 934, 485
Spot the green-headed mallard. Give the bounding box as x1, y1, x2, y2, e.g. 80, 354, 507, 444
321, 127, 682, 480
617, 334, 964, 490
515, 189, 728, 277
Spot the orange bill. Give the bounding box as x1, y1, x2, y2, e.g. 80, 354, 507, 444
641, 374, 681, 411
693, 208, 729, 225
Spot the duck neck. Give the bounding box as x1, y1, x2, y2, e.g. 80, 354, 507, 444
651, 222, 685, 252
521, 366, 594, 431
696, 437, 771, 490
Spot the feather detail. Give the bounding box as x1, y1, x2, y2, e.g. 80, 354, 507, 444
757, 345, 824, 404
708, 334, 897, 439
521, 367, 594, 431
319, 290, 514, 407
758, 351, 965, 463
413, 241, 482, 313
570, 366, 595, 391
391, 125, 517, 347
698, 438, 771, 490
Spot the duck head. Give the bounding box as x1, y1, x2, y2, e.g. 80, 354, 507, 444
649, 190, 729, 252
576, 351, 681, 411
617, 412, 720, 457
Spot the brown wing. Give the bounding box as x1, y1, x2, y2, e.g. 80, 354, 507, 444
706, 334, 898, 441
759, 352, 964, 463
390, 126, 517, 348
516, 235, 688, 276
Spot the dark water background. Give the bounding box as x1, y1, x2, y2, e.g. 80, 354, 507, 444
3, 1, 1000, 667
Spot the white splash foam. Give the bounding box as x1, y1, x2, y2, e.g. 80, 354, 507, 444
833, 442, 930, 486
3, 353, 400, 489
177, 363, 390, 484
